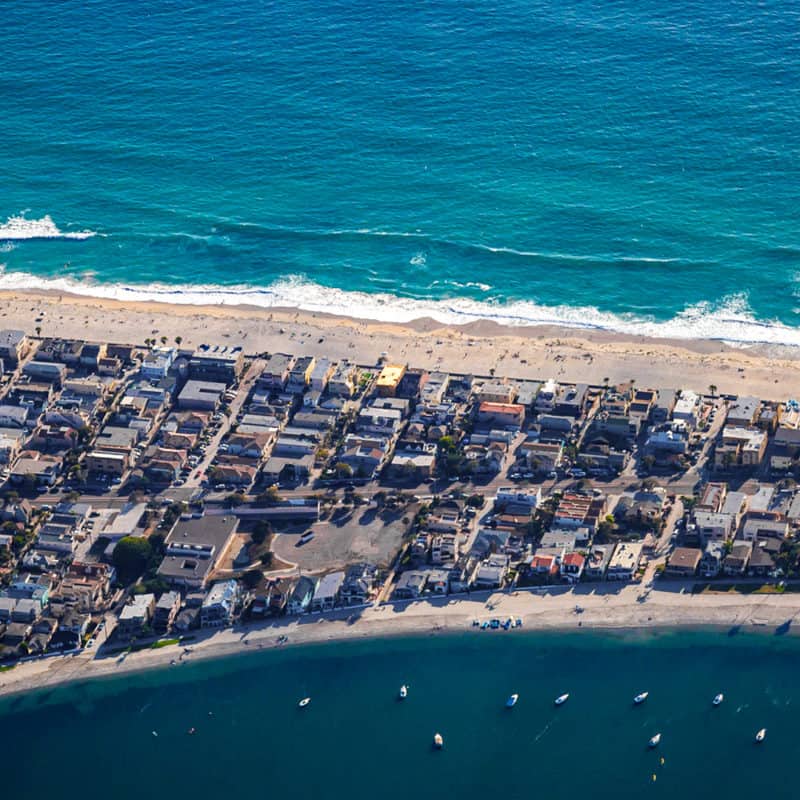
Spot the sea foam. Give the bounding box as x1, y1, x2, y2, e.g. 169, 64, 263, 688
0, 214, 97, 241
0, 268, 798, 348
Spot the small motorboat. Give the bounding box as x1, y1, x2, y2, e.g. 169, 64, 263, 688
151, 731, 158, 737
298, 697, 311, 708
187, 727, 196, 736
755, 728, 767, 743
399, 685, 408, 699
506, 693, 519, 708
713, 693, 724, 706
433, 732, 444, 749
633, 691, 649, 705
554, 693, 569, 706
649, 733, 661, 748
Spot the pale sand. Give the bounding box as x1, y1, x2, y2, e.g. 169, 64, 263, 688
1, 288, 799, 399
2, 583, 799, 699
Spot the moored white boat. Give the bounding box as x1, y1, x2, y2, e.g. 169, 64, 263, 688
506, 693, 519, 708
755, 728, 766, 743
633, 691, 649, 705
649, 733, 661, 748
399, 685, 408, 699
433, 732, 444, 749
555, 693, 569, 706
713, 693, 724, 706
298, 697, 311, 708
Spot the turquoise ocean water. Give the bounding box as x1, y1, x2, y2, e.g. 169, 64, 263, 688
2, 631, 799, 798
1, 0, 799, 344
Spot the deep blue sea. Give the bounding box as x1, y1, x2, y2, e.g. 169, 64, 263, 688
2, 631, 799, 799
1, 0, 798, 344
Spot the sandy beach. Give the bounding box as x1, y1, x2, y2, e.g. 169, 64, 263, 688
2, 582, 799, 699
1, 288, 799, 400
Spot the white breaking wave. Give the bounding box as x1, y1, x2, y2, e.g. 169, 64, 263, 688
0, 268, 798, 347
0, 214, 98, 241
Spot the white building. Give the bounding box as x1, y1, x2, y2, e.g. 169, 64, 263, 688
534, 379, 558, 412
606, 542, 643, 581
672, 390, 700, 428
140, 347, 175, 380
494, 487, 542, 511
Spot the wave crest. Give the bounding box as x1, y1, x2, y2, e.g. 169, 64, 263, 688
0, 214, 97, 241
0, 269, 796, 348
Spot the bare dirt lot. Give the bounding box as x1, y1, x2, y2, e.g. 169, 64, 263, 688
271, 502, 417, 572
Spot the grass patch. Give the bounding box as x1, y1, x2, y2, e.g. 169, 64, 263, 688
0, 663, 16, 672
151, 638, 180, 649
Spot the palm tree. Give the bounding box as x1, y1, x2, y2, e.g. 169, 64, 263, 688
708, 384, 717, 398
174, 336, 183, 346
35, 326, 41, 337
160, 336, 167, 345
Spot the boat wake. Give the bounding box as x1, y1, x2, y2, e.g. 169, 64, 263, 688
0, 269, 798, 348
0, 214, 98, 241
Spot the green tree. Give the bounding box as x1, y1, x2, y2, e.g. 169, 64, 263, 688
112, 536, 153, 584
224, 492, 245, 508
242, 569, 263, 589
438, 435, 456, 454
708, 384, 717, 398
334, 462, 353, 479
174, 336, 183, 346
466, 493, 485, 509
596, 516, 616, 542
255, 485, 282, 507
251, 520, 271, 545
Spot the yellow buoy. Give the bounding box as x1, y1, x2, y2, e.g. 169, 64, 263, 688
652, 774, 657, 782
660, 757, 665, 765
